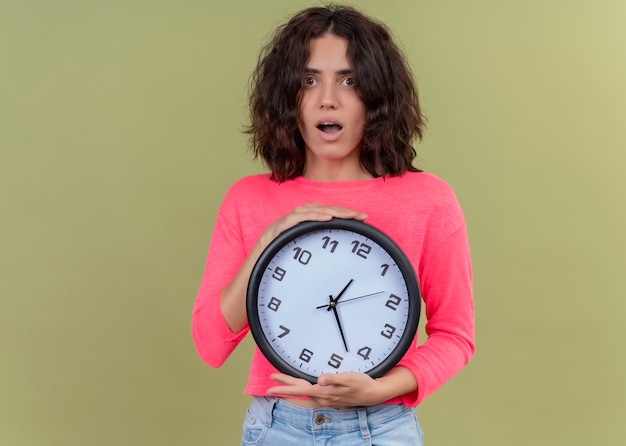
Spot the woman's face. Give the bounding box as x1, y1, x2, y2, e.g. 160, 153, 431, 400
298, 34, 369, 181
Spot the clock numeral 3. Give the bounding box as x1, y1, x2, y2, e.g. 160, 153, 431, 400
299, 348, 314, 363
381, 323, 396, 339
328, 353, 344, 369
385, 294, 402, 311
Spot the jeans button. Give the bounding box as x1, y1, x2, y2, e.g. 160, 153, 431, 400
314, 414, 326, 425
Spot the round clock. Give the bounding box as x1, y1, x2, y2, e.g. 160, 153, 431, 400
246, 218, 421, 384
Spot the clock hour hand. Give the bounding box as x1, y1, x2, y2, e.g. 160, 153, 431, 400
327, 279, 354, 311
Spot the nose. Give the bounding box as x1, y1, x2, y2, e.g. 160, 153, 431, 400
319, 83, 338, 109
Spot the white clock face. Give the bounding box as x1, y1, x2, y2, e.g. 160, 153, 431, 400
248, 220, 420, 382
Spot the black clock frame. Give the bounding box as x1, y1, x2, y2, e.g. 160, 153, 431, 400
246, 218, 421, 384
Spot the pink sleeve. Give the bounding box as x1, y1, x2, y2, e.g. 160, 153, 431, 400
397, 224, 475, 407
191, 196, 250, 367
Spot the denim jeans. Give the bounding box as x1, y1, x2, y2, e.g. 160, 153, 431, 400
241, 396, 424, 445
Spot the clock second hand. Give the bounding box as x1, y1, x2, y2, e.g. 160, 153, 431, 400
316, 291, 385, 310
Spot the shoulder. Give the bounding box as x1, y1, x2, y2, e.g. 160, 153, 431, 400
388, 171, 459, 203
221, 173, 279, 201
391, 171, 466, 229
227, 173, 274, 194
218, 173, 288, 217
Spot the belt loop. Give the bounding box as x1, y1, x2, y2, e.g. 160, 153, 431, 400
264, 396, 278, 428
357, 407, 371, 440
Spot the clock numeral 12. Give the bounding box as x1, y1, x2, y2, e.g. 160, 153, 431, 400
351, 241, 372, 259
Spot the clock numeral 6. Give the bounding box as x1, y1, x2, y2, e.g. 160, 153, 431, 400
328, 353, 344, 369
385, 294, 402, 311
271, 266, 286, 281
381, 323, 396, 339
350, 241, 372, 259
299, 348, 314, 363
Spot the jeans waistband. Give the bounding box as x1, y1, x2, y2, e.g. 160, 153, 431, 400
252, 396, 411, 432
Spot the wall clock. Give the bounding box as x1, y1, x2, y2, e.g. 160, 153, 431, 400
246, 218, 420, 383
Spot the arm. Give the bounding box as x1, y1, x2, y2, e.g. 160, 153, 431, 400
192, 201, 367, 367
396, 225, 474, 406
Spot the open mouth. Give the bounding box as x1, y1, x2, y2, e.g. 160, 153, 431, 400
317, 121, 343, 133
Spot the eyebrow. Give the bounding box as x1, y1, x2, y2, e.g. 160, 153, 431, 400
304, 67, 354, 76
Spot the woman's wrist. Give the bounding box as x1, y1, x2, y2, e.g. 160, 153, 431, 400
376, 367, 418, 402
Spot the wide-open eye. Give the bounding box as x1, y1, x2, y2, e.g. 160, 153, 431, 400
303, 76, 317, 87
341, 77, 356, 87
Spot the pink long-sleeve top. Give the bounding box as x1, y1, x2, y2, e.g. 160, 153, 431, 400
192, 172, 474, 407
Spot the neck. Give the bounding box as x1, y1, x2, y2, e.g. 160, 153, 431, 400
302, 160, 373, 182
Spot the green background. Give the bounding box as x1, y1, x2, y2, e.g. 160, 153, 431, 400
2, 0, 625, 444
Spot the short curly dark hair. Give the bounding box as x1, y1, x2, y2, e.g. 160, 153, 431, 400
246, 5, 425, 182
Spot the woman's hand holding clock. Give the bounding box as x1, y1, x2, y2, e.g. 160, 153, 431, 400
267, 367, 417, 408
256, 204, 368, 250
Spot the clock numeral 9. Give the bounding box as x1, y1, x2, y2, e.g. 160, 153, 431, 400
299, 348, 314, 363
271, 266, 286, 281
385, 294, 401, 311
381, 323, 396, 339
292, 247, 312, 265
351, 241, 372, 259
328, 353, 344, 369
321, 236, 338, 253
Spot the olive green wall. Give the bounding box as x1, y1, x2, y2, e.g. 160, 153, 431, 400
2, 0, 624, 444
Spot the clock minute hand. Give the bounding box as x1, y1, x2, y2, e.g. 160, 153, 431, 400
326, 279, 353, 352
329, 296, 349, 352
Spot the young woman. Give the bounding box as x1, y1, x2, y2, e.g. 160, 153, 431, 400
192, 5, 474, 444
